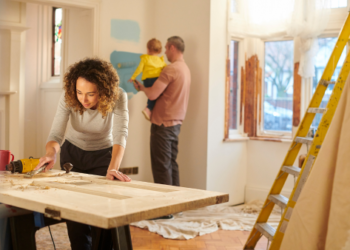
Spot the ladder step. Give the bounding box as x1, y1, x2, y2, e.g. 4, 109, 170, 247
268, 194, 288, 209
255, 223, 275, 241
320, 79, 336, 87
295, 137, 313, 145
308, 108, 326, 114
282, 166, 301, 177
244, 11, 350, 250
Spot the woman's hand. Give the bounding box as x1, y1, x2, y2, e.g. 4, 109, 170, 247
107, 145, 130, 181
35, 154, 56, 172
35, 141, 60, 172
106, 169, 131, 182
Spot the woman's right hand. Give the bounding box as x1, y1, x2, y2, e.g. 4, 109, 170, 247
35, 141, 60, 172
35, 154, 56, 172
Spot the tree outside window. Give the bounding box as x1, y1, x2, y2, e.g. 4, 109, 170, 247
264, 40, 294, 132
229, 40, 239, 130
312, 37, 346, 128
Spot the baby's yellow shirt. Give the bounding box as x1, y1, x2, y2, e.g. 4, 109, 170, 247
131, 54, 167, 80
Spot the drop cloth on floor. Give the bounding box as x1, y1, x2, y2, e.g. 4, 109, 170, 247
131, 200, 282, 240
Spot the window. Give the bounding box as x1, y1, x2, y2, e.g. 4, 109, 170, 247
263, 40, 294, 132
52, 7, 62, 76
330, 0, 347, 8
225, 39, 241, 139
312, 37, 346, 128
231, 0, 238, 13
229, 40, 239, 130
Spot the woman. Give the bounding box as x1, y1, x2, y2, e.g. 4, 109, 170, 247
36, 57, 131, 250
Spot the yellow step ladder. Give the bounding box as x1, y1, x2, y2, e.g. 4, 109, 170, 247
244, 12, 350, 250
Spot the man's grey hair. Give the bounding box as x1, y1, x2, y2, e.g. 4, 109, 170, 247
167, 36, 185, 53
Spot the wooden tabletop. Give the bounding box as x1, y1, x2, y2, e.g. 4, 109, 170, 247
0, 170, 229, 229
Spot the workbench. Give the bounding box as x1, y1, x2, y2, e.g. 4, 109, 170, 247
0, 170, 229, 249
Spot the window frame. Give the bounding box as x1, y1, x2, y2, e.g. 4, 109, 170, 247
257, 37, 294, 139
329, 0, 348, 10
226, 36, 246, 140
52, 7, 62, 77
40, 6, 65, 89
226, 0, 350, 141
311, 33, 349, 126
325, 0, 349, 30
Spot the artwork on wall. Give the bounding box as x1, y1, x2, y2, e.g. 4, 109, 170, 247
110, 50, 142, 99
111, 19, 140, 43
110, 19, 142, 99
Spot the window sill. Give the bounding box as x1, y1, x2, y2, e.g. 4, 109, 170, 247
40, 77, 62, 90
249, 136, 293, 143
0, 91, 17, 96
223, 136, 249, 142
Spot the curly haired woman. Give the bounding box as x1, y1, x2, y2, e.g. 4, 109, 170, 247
36, 57, 130, 250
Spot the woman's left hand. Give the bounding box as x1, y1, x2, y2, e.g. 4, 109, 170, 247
106, 169, 131, 182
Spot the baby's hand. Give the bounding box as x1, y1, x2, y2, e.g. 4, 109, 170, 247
133, 80, 141, 91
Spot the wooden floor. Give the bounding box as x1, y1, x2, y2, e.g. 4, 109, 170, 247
35, 223, 269, 250
130, 226, 268, 250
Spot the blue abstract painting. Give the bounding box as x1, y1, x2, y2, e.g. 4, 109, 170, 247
110, 50, 142, 99
111, 19, 140, 43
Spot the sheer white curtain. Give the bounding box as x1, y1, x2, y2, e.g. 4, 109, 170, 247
286, 0, 331, 118
230, 0, 332, 128
287, 0, 331, 77
239, 0, 294, 37
231, 0, 332, 77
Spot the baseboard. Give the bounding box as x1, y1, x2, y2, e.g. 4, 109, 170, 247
245, 185, 292, 203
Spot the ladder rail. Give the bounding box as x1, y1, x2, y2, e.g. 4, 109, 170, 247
244, 12, 350, 250
269, 47, 350, 250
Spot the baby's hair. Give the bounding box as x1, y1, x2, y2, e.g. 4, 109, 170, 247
147, 38, 162, 53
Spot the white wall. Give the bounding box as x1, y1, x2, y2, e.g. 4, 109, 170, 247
24, 3, 39, 159
207, 0, 247, 204
0, 30, 11, 150
0, 0, 22, 23
98, 0, 156, 182
0, 0, 26, 159
25, 4, 62, 165
65, 8, 94, 66
0, 30, 11, 91
246, 141, 308, 201
154, 0, 211, 190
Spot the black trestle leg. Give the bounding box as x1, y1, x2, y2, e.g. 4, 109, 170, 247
111, 225, 133, 250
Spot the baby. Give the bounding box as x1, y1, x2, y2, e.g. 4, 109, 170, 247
129, 38, 167, 120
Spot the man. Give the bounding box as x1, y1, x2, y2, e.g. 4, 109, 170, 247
134, 36, 191, 187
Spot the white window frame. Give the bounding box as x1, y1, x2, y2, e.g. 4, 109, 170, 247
257, 37, 294, 139
52, 7, 63, 78
228, 36, 247, 139
227, 0, 350, 139
39, 6, 65, 90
